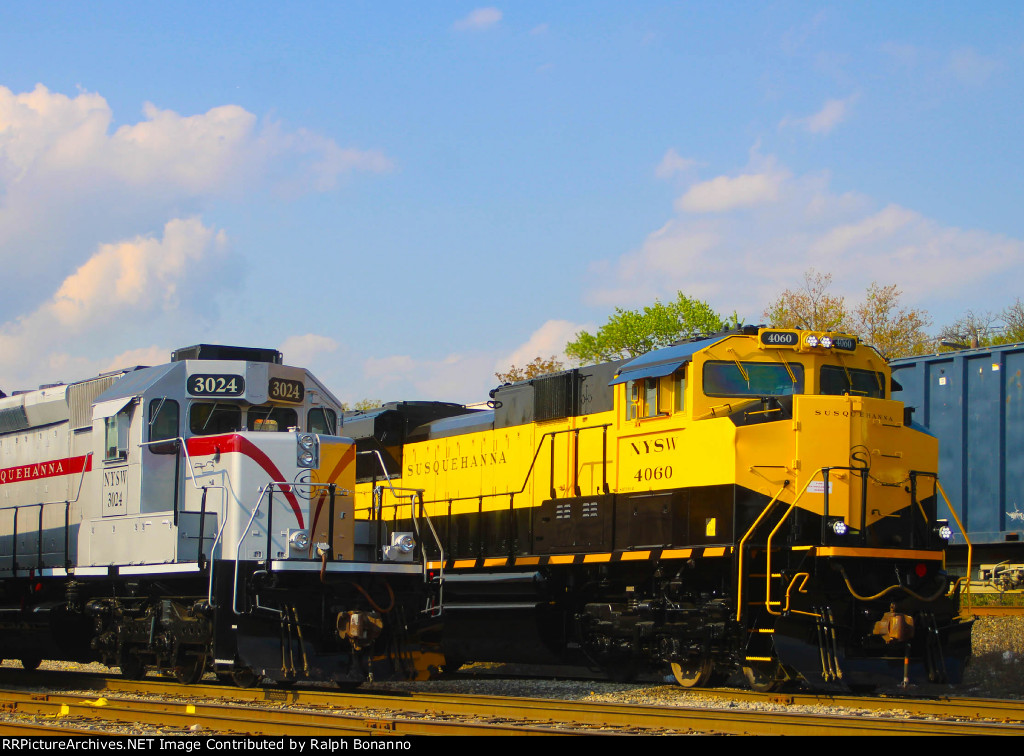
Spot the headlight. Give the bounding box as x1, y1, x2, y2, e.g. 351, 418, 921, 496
828, 517, 848, 536
934, 520, 953, 541
820, 336, 833, 348
395, 533, 415, 553
805, 334, 819, 348
297, 432, 318, 468
289, 530, 310, 550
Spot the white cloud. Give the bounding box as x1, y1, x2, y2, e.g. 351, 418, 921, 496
0, 218, 230, 391
497, 319, 589, 371
675, 166, 790, 213
585, 153, 1024, 325
781, 93, 859, 135
453, 8, 503, 32
49, 217, 228, 329
0, 84, 392, 316
655, 149, 697, 180
947, 47, 1001, 86
280, 334, 340, 368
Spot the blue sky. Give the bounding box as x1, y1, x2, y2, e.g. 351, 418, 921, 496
0, 2, 1022, 404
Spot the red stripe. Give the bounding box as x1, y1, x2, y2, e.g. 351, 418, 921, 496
187, 434, 304, 529
0, 454, 92, 486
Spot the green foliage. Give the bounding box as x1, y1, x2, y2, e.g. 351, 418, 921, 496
341, 398, 383, 411
565, 292, 725, 364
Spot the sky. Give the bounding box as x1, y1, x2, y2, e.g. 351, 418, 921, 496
0, 2, 1022, 405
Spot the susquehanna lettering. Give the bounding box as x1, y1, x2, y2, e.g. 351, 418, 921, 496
407, 451, 507, 476
813, 409, 898, 424
0, 459, 68, 485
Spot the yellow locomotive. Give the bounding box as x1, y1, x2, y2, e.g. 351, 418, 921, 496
345, 326, 972, 691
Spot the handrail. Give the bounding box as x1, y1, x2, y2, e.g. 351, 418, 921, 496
758, 467, 961, 617
366, 423, 612, 567
375, 423, 613, 513
936, 480, 972, 612
735, 482, 788, 623
370, 483, 445, 609
0, 452, 93, 574
228, 480, 340, 615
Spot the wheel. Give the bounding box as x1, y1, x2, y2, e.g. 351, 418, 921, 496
20, 655, 42, 671
231, 666, 260, 688
671, 658, 714, 688
743, 663, 783, 692
174, 654, 207, 685
119, 650, 147, 680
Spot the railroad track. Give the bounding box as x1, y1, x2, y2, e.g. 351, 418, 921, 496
963, 605, 1024, 617
0, 670, 1022, 736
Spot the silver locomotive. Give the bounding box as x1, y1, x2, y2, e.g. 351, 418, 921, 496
0, 344, 437, 685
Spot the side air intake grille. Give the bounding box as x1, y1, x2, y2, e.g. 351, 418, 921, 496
0, 406, 29, 434
68, 375, 123, 430
534, 372, 578, 422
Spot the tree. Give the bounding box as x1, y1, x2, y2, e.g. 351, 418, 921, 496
849, 282, 932, 359
565, 292, 725, 364
764, 271, 934, 359
1000, 299, 1024, 343
763, 269, 849, 331
936, 310, 1000, 349
495, 355, 565, 384
341, 399, 383, 411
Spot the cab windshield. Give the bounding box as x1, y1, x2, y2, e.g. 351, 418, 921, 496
820, 365, 885, 399
703, 361, 804, 398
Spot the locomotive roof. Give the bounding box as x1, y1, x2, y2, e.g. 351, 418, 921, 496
92, 363, 179, 405
609, 336, 721, 386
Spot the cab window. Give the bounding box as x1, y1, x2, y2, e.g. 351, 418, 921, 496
104, 408, 131, 461
148, 399, 179, 454
625, 378, 663, 420
308, 408, 337, 435
820, 366, 885, 399
189, 403, 242, 436
247, 405, 299, 432
703, 361, 804, 397
674, 368, 686, 412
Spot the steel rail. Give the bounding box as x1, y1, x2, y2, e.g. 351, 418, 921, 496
1, 672, 1023, 736
0, 689, 614, 736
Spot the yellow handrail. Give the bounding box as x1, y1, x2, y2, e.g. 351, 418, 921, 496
936, 481, 972, 612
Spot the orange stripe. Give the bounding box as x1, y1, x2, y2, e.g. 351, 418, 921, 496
816, 546, 944, 561
483, 558, 508, 567
620, 551, 651, 561
548, 555, 575, 565
660, 549, 693, 559
583, 553, 611, 563
453, 559, 477, 569
514, 556, 541, 566
704, 547, 727, 557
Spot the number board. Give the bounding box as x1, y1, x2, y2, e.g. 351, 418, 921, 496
268, 377, 305, 404
833, 336, 857, 351
188, 374, 245, 397
759, 330, 800, 348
